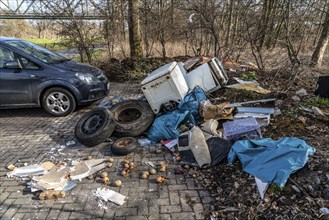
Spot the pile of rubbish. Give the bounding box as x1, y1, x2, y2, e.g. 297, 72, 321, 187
6, 56, 328, 217
72, 56, 325, 201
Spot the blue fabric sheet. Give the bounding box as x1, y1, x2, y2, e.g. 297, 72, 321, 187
227, 137, 316, 187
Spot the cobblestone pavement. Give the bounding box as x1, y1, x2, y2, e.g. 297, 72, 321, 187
0, 81, 212, 220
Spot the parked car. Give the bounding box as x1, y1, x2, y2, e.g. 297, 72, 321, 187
0, 37, 110, 116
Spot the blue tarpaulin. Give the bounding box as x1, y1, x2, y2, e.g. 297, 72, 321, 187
228, 137, 316, 187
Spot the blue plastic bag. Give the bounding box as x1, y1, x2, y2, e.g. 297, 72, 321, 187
147, 109, 195, 143
178, 87, 207, 124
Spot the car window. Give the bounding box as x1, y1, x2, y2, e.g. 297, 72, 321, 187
19, 57, 40, 70
6, 40, 69, 64
0, 47, 16, 68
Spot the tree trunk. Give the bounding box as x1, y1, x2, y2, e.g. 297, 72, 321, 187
128, 0, 143, 59
310, 10, 329, 67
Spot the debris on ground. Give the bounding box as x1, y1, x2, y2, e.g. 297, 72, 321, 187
94, 188, 126, 206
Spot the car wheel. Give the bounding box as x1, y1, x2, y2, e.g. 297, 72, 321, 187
111, 137, 138, 155
42, 87, 76, 117
75, 108, 116, 147
110, 100, 155, 137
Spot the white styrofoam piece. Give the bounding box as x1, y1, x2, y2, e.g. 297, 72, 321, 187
94, 188, 126, 206
7, 164, 47, 177
141, 62, 188, 114
141, 62, 177, 84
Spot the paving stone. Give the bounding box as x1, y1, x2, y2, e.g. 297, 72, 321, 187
115, 207, 138, 217
160, 205, 182, 213
0, 82, 210, 220
160, 214, 171, 220
11, 213, 25, 220
46, 210, 60, 220
171, 212, 196, 219
169, 191, 180, 205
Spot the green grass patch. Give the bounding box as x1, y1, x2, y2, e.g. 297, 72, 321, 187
22, 38, 67, 50
304, 96, 329, 107
240, 71, 258, 81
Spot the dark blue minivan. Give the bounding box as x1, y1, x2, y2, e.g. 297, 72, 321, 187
0, 37, 109, 116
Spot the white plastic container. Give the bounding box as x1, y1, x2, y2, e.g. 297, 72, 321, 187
184, 57, 228, 93
141, 62, 188, 114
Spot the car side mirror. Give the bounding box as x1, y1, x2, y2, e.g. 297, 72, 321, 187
4, 61, 21, 69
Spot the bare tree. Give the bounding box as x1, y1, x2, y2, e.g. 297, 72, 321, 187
310, 7, 329, 67
128, 0, 143, 59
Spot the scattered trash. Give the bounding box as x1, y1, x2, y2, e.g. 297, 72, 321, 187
320, 207, 329, 215
273, 109, 282, 117
6, 164, 16, 171
291, 96, 301, 102
201, 101, 234, 120
66, 141, 76, 146
178, 130, 232, 168
39, 190, 65, 200
234, 112, 271, 127
114, 180, 122, 187
161, 139, 177, 152
147, 109, 195, 143
70, 159, 108, 180
149, 168, 156, 175
312, 106, 325, 116
223, 118, 262, 140
32, 162, 70, 191
296, 88, 307, 97
156, 175, 167, 184
39, 161, 55, 171
227, 98, 276, 108
94, 188, 126, 206
200, 119, 221, 138
7, 164, 47, 178
228, 137, 316, 187
255, 177, 269, 200
137, 138, 152, 147
226, 80, 271, 94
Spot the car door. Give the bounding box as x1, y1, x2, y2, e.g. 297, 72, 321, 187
0, 46, 33, 106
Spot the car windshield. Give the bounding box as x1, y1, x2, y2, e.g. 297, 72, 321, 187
7, 40, 69, 64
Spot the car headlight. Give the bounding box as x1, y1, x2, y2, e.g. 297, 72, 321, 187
75, 72, 99, 85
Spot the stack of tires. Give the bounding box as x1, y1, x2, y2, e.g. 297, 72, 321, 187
75, 100, 154, 155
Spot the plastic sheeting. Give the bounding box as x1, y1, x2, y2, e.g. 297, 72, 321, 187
147, 110, 195, 143
228, 137, 316, 187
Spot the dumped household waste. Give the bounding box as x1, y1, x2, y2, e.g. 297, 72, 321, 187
94, 188, 126, 206
177, 127, 232, 168
7, 164, 47, 178
227, 137, 316, 187
70, 159, 109, 180
7, 159, 111, 200
201, 101, 234, 120
147, 109, 195, 143
223, 117, 262, 140
226, 77, 271, 94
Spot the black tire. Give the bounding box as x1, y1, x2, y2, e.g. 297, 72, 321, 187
110, 100, 154, 137
75, 108, 116, 147
42, 87, 76, 117
111, 137, 138, 155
